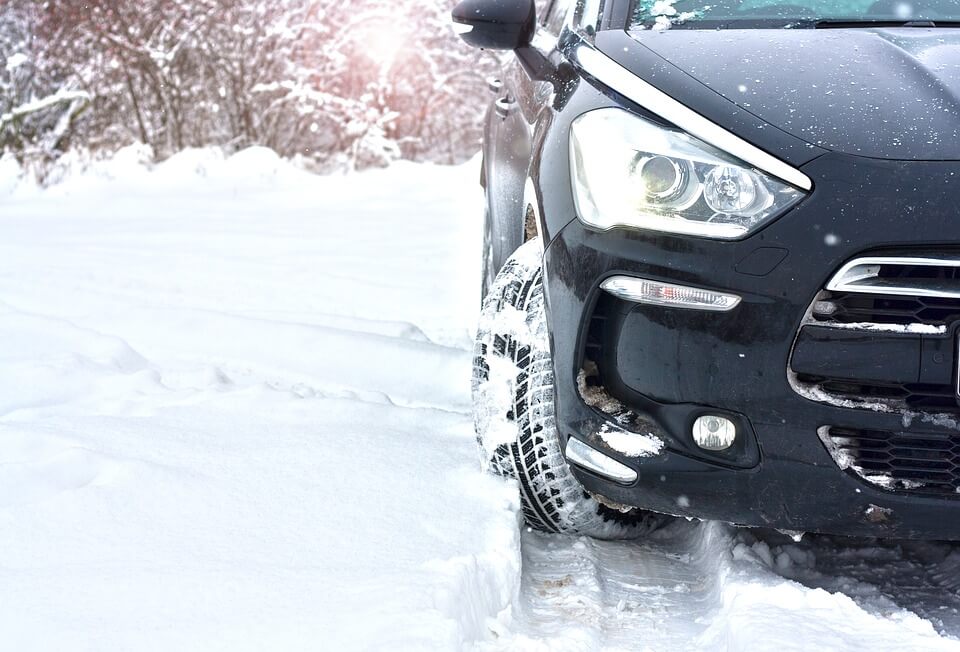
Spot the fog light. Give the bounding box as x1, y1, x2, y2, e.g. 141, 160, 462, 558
692, 415, 737, 451
812, 300, 837, 316
565, 437, 638, 484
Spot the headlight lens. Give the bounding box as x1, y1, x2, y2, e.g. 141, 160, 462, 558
569, 108, 806, 239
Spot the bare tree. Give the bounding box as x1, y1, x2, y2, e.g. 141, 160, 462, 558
2, 0, 500, 174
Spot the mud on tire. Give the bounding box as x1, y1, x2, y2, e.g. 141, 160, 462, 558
471, 239, 649, 538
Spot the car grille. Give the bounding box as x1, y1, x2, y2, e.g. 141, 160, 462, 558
821, 426, 960, 496
796, 256, 960, 495
814, 290, 960, 326
791, 255, 960, 415
796, 376, 959, 412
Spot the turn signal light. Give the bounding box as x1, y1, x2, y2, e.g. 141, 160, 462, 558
601, 276, 741, 312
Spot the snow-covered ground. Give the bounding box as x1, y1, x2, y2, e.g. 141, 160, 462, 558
1, 149, 960, 650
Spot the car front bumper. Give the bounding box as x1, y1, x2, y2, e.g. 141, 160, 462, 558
544, 151, 960, 539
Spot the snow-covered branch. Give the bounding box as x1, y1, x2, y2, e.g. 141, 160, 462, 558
0, 89, 89, 129
1, 0, 500, 172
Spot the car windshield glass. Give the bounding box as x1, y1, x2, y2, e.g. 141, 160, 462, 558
631, 0, 960, 29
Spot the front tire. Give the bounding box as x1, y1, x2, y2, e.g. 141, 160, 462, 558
471, 239, 646, 538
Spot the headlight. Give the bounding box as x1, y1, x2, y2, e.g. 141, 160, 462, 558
569, 108, 806, 239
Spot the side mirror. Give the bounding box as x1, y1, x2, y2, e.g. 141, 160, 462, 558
451, 0, 536, 51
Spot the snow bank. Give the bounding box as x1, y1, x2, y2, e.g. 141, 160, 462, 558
5, 146, 960, 651
0, 154, 23, 196
698, 575, 957, 650
0, 149, 521, 650
709, 535, 959, 651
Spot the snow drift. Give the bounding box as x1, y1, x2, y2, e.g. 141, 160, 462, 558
0, 149, 522, 650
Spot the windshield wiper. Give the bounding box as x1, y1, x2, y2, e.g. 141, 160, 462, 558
813, 19, 960, 28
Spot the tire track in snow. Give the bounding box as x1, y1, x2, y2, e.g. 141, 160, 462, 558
487, 520, 960, 651
488, 520, 727, 650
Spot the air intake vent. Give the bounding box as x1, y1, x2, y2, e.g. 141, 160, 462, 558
815, 256, 960, 326
811, 291, 960, 327
797, 376, 958, 412
821, 426, 960, 496
790, 254, 960, 415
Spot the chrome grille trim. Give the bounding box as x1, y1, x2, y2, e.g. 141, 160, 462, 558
827, 256, 960, 299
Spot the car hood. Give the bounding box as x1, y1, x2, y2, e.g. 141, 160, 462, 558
627, 28, 960, 160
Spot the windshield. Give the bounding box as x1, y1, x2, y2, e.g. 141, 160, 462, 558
631, 0, 960, 29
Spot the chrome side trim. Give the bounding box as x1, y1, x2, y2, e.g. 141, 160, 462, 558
573, 45, 813, 192
565, 437, 638, 484
827, 256, 960, 298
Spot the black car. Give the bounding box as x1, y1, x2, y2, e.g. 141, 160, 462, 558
455, 0, 960, 539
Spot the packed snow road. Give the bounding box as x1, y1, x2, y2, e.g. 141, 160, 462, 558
496, 525, 960, 650
1, 150, 959, 650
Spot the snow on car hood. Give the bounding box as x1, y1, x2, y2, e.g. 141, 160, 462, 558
628, 28, 960, 160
